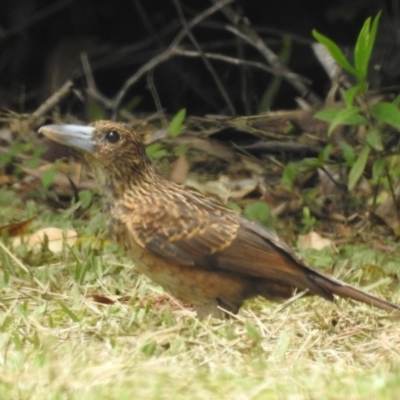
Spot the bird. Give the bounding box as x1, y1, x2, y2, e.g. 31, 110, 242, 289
39, 121, 400, 318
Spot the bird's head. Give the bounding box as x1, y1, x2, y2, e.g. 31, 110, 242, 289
39, 120, 158, 192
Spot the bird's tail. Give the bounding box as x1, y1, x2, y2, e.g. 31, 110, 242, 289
310, 273, 400, 314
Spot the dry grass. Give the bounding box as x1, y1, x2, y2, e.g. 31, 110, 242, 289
0, 188, 400, 399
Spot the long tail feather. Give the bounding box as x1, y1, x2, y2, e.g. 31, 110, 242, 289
311, 274, 400, 313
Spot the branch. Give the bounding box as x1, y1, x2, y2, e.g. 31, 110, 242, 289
112, 0, 234, 118
211, 0, 321, 105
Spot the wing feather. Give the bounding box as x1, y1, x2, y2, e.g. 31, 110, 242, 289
124, 186, 331, 297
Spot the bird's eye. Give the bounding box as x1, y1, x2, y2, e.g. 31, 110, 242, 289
105, 130, 120, 143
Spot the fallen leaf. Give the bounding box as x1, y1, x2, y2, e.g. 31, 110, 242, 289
0, 216, 36, 237
13, 227, 78, 253
298, 231, 333, 251
186, 175, 258, 203
88, 294, 133, 305
89, 294, 117, 305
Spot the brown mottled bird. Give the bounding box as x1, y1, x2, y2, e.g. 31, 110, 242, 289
39, 121, 400, 318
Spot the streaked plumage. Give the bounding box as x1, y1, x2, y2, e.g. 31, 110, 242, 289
40, 121, 400, 318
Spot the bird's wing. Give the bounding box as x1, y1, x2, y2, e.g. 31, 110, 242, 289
123, 187, 240, 267
123, 187, 336, 298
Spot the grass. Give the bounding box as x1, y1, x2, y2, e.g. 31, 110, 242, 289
0, 187, 400, 399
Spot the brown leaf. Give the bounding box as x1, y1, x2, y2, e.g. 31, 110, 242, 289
88, 294, 132, 305
186, 175, 258, 203
0, 216, 37, 237
89, 294, 116, 305
298, 231, 334, 251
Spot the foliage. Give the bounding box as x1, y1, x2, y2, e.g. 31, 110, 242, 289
309, 12, 400, 209
243, 201, 274, 228
146, 109, 187, 160
168, 108, 186, 137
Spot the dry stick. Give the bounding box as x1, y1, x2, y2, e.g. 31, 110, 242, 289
82, 52, 166, 124
237, 35, 251, 115
30, 80, 74, 126
211, 0, 321, 106
133, 0, 166, 49
146, 71, 168, 128
172, 0, 236, 115
176, 49, 309, 81
80, 52, 137, 121
112, 0, 234, 119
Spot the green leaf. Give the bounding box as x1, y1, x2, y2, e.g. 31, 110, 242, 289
243, 201, 272, 227
370, 102, 400, 130
312, 30, 356, 75
372, 158, 386, 182
318, 144, 332, 163
348, 145, 370, 190
392, 94, 400, 106
315, 107, 368, 130
343, 85, 362, 107
0, 152, 13, 167
339, 141, 355, 165
226, 202, 241, 212
327, 107, 368, 136
366, 128, 383, 151
78, 190, 93, 209
41, 167, 56, 189
57, 301, 80, 323
354, 17, 372, 81
141, 340, 157, 356
281, 162, 297, 190
146, 143, 168, 159
354, 12, 381, 83
314, 108, 343, 123
168, 108, 186, 137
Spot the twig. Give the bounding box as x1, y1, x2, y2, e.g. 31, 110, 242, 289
146, 71, 168, 127
29, 80, 74, 126
211, 0, 321, 105
237, 35, 251, 114
133, 0, 165, 49
172, 0, 236, 115
175, 49, 309, 82
81, 52, 136, 121
112, 0, 234, 118
241, 140, 322, 156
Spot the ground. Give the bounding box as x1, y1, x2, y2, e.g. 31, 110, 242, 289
0, 186, 399, 400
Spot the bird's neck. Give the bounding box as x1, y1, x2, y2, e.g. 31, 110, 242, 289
99, 162, 162, 202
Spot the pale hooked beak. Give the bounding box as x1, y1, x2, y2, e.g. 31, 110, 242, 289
39, 124, 96, 154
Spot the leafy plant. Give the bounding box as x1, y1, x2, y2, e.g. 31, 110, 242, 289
243, 201, 274, 228
311, 11, 400, 210
168, 108, 186, 137
146, 109, 187, 160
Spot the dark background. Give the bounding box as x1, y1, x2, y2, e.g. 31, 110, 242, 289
0, 0, 398, 117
